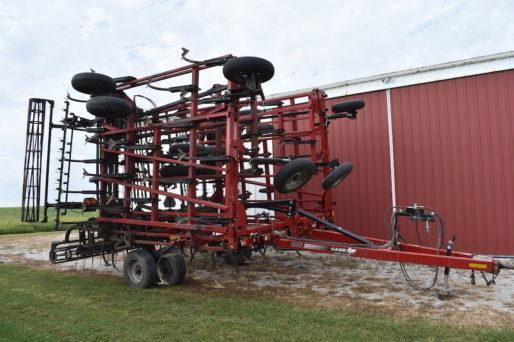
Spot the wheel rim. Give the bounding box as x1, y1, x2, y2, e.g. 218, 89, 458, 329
128, 259, 144, 283
285, 170, 308, 191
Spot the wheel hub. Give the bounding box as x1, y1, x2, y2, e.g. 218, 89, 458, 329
129, 260, 144, 283
285, 171, 307, 191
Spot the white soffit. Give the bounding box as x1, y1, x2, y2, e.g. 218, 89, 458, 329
270, 51, 514, 99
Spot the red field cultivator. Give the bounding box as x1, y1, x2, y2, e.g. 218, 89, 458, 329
24, 50, 512, 296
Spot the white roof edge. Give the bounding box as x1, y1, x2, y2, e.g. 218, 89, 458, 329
269, 50, 514, 99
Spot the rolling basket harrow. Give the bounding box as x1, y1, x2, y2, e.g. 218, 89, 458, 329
24, 50, 511, 295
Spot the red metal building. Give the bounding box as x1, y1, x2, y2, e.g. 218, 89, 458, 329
273, 51, 514, 254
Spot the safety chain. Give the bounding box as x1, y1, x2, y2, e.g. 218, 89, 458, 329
471, 270, 498, 286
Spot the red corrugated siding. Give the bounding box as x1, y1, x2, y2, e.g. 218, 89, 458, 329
326, 92, 392, 240
391, 70, 514, 254
271, 69, 514, 255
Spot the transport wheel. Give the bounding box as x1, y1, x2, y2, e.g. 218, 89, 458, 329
157, 253, 187, 285
86, 96, 132, 119
274, 158, 316, 193
223, 57, 274, 84
71, 72, 116, 95
321, 162, 353, 190
123, 249, 158, 288
331, 100, 365, 114
155, 246, 177, 258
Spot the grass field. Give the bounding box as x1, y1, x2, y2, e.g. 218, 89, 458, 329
0, 207, 96, 235
0, 264, 512, 341
1, 210, 513, 341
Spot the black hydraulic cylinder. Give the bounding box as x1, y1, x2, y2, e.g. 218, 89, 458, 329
296, 208, 375, 246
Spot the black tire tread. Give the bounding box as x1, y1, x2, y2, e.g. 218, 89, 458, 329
86, 96, 132, 118
332, 100, 365, 114
71, 72, 116, 95
123, 249, 158, 289
274, 158, 316, 193
157, 253, 187, 285
223, 57, 274, 84
322, 162, 353, 190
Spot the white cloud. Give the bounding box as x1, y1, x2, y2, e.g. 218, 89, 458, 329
1, 0, 513, 206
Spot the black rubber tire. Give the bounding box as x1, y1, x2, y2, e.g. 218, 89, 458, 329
123, 249, 158, 288
86, 96, 132, 118
223, 57, 274, 84
160, 165, 216, 177
332, 100, 365, 114
71, 72, 116, 95
157, 253, 187, 285
322, 162, 353, 190
141, 244, 156, 259
155, 246, 176, 259
274, 158, 316, 193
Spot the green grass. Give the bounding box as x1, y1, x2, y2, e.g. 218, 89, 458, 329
0, 207, 96, 235
0, 264, 512, 341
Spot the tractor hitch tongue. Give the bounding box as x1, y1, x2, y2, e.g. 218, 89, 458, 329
22, 49, 510, 295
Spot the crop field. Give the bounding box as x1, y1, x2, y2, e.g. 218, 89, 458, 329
0, 207, 96, 235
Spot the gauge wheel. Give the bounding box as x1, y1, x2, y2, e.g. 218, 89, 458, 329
223, 56, 274, 84
322, 162, 353, 190
71, 72, 116, 95
274, 158, 316, 193
331, 100, 365, 114
86, 96, 132, 119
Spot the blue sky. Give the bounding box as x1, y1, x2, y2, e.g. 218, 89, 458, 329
1, 0, 514, 206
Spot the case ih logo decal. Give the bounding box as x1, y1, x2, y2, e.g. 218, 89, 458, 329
289, 242, 357, 255
330, 247, 357, 255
